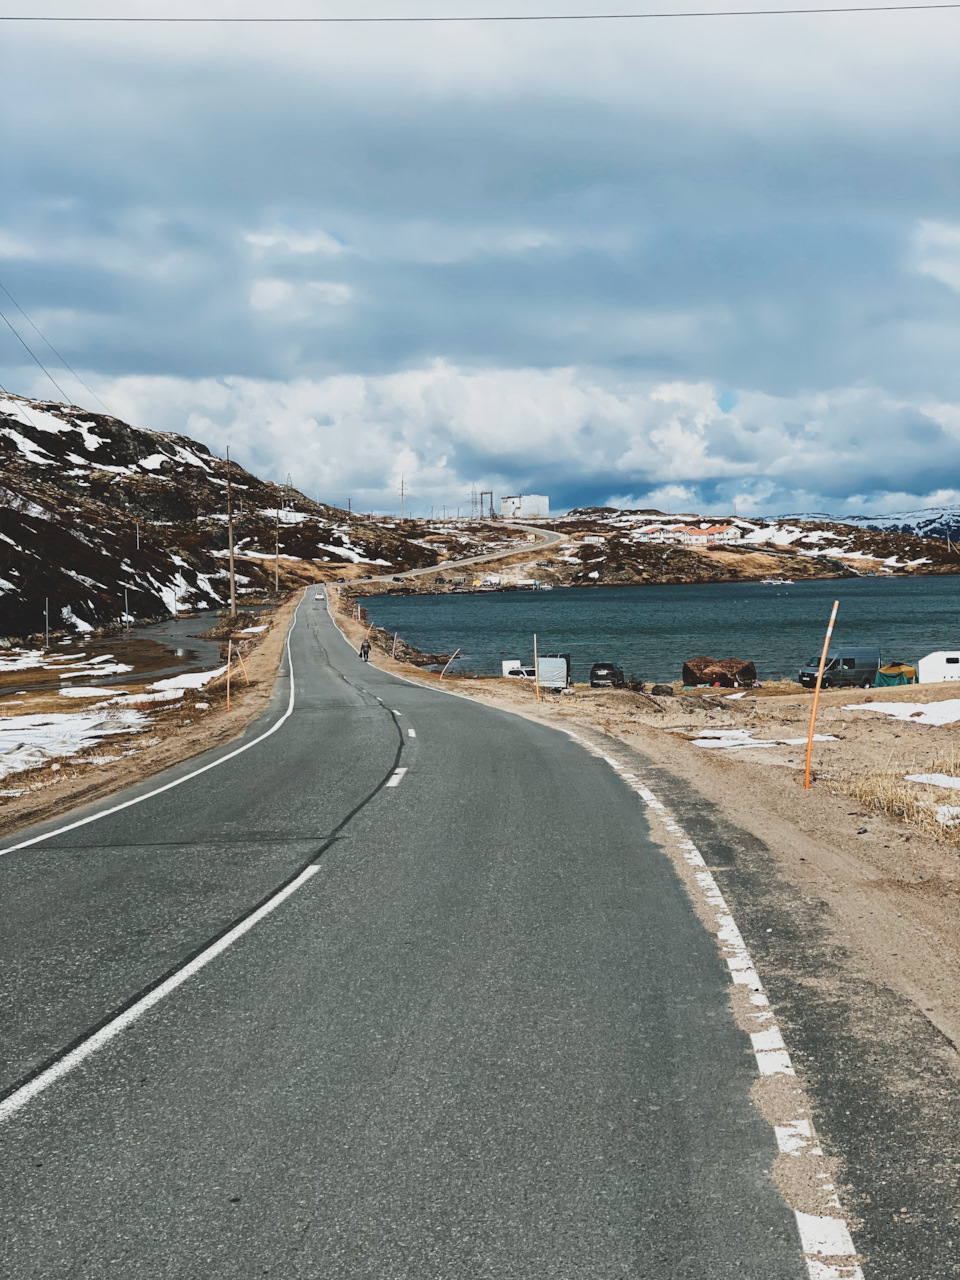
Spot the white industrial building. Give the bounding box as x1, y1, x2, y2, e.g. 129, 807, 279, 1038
501, 494, 550, 519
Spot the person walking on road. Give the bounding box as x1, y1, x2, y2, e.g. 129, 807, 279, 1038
360, 638, 371, 662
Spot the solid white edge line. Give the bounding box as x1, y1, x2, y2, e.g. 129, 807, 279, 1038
325, 597, 865, 1276
0, 593, 306, 857
0, 863, 321, 1124
322, 617, 864, 1278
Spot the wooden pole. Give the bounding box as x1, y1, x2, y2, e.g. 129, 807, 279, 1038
439, 648, 461, 680
275, 508, 280, 594
533, 632, 541, 703
226, 446, 236, 617
226, 638, 232, 711
804, 599, 839, 790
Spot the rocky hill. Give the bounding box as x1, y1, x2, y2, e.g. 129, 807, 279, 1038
532, 508, 960, 586
0, 393, 469, 638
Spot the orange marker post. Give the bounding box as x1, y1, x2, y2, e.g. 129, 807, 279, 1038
804, 599, 839, 790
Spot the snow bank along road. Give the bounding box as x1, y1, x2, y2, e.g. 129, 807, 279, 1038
0, 597, 856, 1278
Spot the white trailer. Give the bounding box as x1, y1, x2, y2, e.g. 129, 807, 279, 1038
917, 651, 960, 682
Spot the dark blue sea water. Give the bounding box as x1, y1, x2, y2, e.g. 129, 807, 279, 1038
362, 576, 960, 684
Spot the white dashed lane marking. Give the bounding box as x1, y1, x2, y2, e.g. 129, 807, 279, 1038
385, 768, 408, 788
408, 728, 416, 738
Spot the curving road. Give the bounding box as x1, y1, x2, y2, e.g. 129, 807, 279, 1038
0, 596, 807, 1278
368, 520, 565, 583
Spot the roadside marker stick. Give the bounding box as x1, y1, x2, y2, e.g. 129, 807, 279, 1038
392, 631, 398, 658
226, 638, 232, 712
533, 632, 541, 703
236, 648, 250, 685
804, 599, 839, 790
439, 648, 460, 680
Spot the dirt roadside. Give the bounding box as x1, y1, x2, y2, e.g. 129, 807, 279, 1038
0, 592, 303, 840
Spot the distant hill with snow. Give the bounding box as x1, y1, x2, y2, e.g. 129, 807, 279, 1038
782, 508, 960, 541
0, 393, 441, 637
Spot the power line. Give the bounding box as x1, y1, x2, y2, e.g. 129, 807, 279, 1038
0, 305, 74, 405
2, 4, 960, 20
0, 279, 114, 417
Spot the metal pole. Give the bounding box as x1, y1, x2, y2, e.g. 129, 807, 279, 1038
226, 446, 236, 617
135, 520, 140, 551
804, 599, 839, 790
44, 597, 49, 648
400, 476, 405, 520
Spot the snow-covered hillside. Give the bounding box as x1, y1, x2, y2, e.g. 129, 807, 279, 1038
0, 393, 442, 636
784, 507, 960, 541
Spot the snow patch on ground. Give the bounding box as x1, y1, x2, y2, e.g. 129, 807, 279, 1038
0, 709, 148, 781
693, 729, 837, 749
846, 700, 960, 725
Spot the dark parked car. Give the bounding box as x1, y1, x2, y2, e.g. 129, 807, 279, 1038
798, 646, 880, 689
590, 662, 625, 688
392, 576, 405, 582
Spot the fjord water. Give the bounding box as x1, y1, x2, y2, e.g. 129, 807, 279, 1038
362, 575, 960, 684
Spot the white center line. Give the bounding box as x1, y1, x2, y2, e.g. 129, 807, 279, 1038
385, 767, 408, 788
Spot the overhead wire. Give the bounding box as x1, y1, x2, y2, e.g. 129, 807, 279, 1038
2, 4, 960, 19
0, 305, 74, 406
0, 280, 114, 417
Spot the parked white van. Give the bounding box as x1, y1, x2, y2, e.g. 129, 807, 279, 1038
917, 652, 960, 683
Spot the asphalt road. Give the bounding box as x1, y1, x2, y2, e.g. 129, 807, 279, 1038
0, 596, 808, 1278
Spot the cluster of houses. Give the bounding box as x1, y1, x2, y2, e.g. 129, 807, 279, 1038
582, 523, 743, 547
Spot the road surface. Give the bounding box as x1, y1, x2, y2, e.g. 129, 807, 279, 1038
368, 520, 565, 582
0, 596, 808, 1278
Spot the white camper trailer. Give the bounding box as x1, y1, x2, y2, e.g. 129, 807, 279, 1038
917, 651, 960, 683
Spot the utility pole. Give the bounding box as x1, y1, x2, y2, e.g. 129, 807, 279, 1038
400, 476, 405, 520
226, 446, 237, 617
124, 587, 130, 634
44, 597, 49, 648
275, 508, 280, 594
135, 520, 140, 551
348, 498, 351, 516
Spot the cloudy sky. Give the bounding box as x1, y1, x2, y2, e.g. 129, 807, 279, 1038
3, 0, 960, 516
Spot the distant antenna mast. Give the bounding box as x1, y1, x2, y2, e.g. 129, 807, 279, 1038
470, 485, 478, 520
226, 446, 236, 617
480, 489, 494, 519
400, 475, 405, 520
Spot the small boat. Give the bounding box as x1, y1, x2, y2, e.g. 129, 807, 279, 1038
760, 577, 795, 586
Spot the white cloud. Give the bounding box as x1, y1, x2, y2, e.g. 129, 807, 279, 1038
914, 221, 960, 293
244, 228, 345, 256
249, 278, 294, 311
309, 281, 353, 306
36, 362, 959, 518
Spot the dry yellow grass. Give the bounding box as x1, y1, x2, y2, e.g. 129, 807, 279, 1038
841, 747, 960, 844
